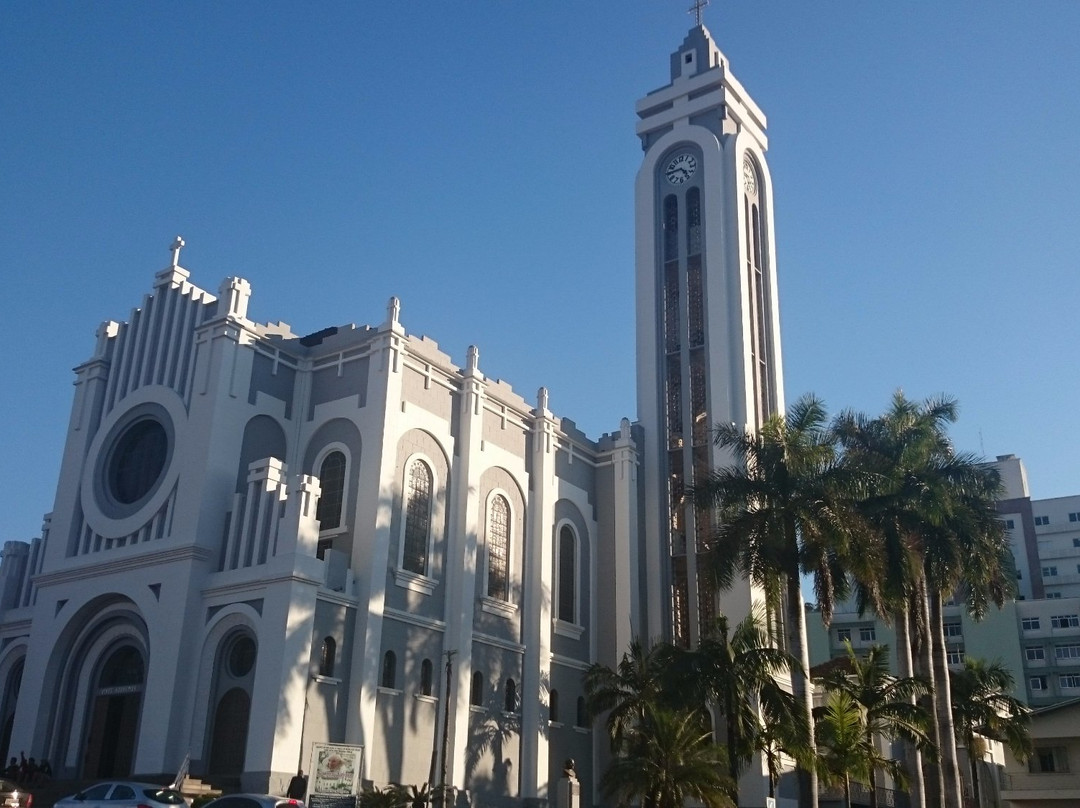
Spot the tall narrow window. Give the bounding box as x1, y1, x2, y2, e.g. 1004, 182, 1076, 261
487, 495, 511, 601
319, 637, 336, 678
402, 460, 433, 574
315, 451, 346, 530
420, 658, 433, 696
470, 671, 484, 706
504, 678, 517, 712
662, 195, 679, 262
576, 696, 587, 728
381, 651, 396, 689
549, 690, 560, 723
558, 525, 577, 623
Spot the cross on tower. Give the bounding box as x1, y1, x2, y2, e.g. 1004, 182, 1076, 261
170, 235, 185, 267
687, 0, 709, 26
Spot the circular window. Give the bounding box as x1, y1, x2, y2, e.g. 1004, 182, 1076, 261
107, 419, 168, 505
228, 636, 256, 678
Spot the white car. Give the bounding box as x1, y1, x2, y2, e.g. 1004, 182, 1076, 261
55, 782, 187, 808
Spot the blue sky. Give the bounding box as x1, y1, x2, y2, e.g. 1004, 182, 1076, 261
2, 2, 1078, 543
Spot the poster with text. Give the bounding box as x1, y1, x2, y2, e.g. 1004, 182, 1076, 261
309, 742, 364, 796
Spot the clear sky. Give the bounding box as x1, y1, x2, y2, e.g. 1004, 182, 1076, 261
2, 2, 1078, 543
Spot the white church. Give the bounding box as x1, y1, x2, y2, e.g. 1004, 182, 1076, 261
0, 21, 788, 808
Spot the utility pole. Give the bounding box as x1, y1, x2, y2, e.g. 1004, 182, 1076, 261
438, 650, 456, 801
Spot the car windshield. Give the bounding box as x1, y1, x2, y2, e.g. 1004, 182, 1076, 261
143, 790, 186, 805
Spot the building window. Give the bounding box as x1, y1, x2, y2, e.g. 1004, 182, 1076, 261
1004, 519, 1015, 529
1036, 516, 1050, 526
947, 649, 965, 665
576, 696, 587, 728
1027, 647, 1046, 661
1023, 617, 1041, 631
315, 451, 347, 530
1030, 746, 1068, 773
859, 626, 876, 643
470, 671, 483, 707
420, 658, 433, 697
381, 651, 397, 689
1030, 675, 1047, 692
1050, 591, 1063, 599
1043, 566, 1059, 577
557, 525, 577, 624
1070, 513, 1080, 522
944, 622, 962, 638
319, 637, 336, 678
837, 628, 851, 643
402, 459, 433, 575
1051, 615, 1080, 629
1061, 674, 1080, 689
1073, 538, 1080, 548
549, 690, 559, 723
504, 678, 517, 713
487, 495, 511, 601
1056, 645, 1080, 660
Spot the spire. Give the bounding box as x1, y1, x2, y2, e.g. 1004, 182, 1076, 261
169, 235, 185, 267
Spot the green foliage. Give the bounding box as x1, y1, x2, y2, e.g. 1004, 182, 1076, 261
600, 705, 735, 808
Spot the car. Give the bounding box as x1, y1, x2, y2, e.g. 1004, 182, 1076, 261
0, 779, 31, 808
54, 782, 186, 808
201, 796, 303, 808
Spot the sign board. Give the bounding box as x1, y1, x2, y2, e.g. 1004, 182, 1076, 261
309, 742, 364, 797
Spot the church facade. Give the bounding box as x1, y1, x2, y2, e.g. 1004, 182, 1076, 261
0, 23, 789, 808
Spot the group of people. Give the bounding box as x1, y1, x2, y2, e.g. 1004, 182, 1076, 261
4, 753, 51, 786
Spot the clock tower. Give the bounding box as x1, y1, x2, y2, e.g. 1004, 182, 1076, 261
635, 23, 784, 646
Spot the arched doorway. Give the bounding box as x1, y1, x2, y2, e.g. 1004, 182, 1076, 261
0, 658, 24, 764
209, 688, 250, 774
206, 633, 256, 776
82, 646, 144, 777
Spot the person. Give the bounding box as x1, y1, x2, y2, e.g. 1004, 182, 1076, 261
286, 768, 307, 800
4, 758, 16, 781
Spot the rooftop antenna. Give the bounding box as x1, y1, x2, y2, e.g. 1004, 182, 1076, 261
688, 0, 709, 26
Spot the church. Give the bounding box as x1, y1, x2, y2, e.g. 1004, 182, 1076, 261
0, 20, 787, 808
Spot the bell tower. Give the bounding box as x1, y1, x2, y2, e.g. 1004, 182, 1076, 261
635, 22, 785, 646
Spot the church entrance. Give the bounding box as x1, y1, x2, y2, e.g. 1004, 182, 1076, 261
81, 646, 144, 778
208, 688, 249, 775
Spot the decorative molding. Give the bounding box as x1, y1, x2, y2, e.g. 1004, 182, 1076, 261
473, 630, 525, 655
553, 619, 585, 640
481, 596, 517, 619
383, 606, 446, 633
394, 568, 436, 596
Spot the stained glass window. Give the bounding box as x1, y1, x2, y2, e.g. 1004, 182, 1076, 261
487, 495, 510, 600
316, 451, 346, 530
402, 460, 433, 574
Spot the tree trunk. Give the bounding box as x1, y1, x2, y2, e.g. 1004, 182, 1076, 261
970, 750, 981, 808
928, 587, 964, 808
912, 580, 943, 808
895, 605, 926, 808
786, 572, 819, 808
843, 776, 851, 808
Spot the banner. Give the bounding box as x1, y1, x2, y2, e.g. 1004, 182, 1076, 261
309, 743, 364, 797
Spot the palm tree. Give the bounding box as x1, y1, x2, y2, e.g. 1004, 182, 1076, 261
600, 705, 735, 808
693, 394, 869, 808
583, 638, 672, 752
668, 609, 809, 800
822, 642, 934, 808
816, 691, 907, 808
950, 658, 1031, 807
834, 392, 1014, 808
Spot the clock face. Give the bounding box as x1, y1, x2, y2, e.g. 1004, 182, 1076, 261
665, 153, 697, 185
742, 159, 757, 195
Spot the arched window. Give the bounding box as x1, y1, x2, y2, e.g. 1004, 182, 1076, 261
549, 689, 559, 723
315, 451, 347, 530
487, 495, 511, 600
420, 658, 433, 696
576, 696, 587, 728
504, 678, 517, 713
470, 671, 484, 706
381, 651, 396, 689
557, 525, 577, 623
319, 637, 336, 678
402, 460, 433, 575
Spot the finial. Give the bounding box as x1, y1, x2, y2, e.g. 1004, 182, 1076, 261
170, 235, 185, 267
537, 387, 549, 413
387, 296, 401, 325
688, 0, 709, 26
466, 345, 479, 374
